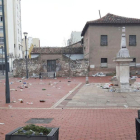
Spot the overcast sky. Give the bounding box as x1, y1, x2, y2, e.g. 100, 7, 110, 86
21, 0, 140, 47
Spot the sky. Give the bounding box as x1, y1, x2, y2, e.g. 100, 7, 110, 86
21, 0, 140, 47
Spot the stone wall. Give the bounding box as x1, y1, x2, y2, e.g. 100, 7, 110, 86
13, 55, 89, 77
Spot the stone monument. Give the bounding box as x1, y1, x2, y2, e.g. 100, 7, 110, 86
114, 27, 133, 92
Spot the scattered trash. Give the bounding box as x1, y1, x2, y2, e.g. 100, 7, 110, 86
10, 89, 17, 91
68, 81, 71, 82
20, 100, 23, 103
47, 94, 51, 96
124, 105, 128, 108
18, 99, 23, 103
22, 77, 25, 79
23, 82, 26, 84
92, 72, 106, 77
40, 100, 46, 102
131, 76, 138, 79
0, 123, 4, 125
25, 86, 28, 88
20, 89, 23, 92
109, 88, 116, 92
42, 89, 46, 90
102, 83, 110, 89
27, 102, 33, 105
107, 100, 110, 102
10, 82, 14, 85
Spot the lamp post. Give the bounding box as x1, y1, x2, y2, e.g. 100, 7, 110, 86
2, 0, 10, 103
23, 32, 28, 79
1, 46, 4, 75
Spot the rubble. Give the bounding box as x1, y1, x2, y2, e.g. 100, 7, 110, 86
92, 72, 106, 77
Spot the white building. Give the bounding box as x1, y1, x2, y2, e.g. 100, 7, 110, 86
0, 0, 22, 72
67, 31, 82, 45
22, 37, 40, 58
13, 0, 22, 58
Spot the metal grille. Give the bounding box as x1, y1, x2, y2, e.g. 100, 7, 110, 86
129, 35, 136, 46
101, 35, 108, 46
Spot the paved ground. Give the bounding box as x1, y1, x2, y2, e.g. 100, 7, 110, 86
0, 76, 140, 140
59, 83, 140, 108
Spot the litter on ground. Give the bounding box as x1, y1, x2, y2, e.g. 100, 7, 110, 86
92, 72, 106, 77
42, 89, 46, 90
27, 102, 33, 105
40, 100, 46, 102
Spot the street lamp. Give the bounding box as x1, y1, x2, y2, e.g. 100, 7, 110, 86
1, 46, 4, 75
23, 32, 28, 79
2, 0, 10, 103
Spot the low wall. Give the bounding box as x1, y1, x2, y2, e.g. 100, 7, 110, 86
13, 56, 89, 77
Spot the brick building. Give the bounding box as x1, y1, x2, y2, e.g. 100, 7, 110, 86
81, 13, 140, 75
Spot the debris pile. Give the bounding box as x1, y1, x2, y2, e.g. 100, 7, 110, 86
92, 72, 106, 77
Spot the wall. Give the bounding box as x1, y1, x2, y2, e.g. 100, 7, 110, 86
85, 25, 140, 75
13, 55, 89, 77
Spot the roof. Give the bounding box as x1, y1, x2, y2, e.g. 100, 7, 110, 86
31, 47, 83, 54
81, 13, 140, 36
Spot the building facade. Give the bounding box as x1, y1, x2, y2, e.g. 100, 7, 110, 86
81, 13, 140, 75
22, 37, 40, 58
0, 0, 22, 72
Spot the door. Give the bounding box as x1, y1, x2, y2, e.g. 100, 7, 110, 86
47, 60, 56, 72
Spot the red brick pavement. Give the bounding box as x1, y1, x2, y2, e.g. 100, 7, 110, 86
0, 109, 137, 140
0, 77, 138, 140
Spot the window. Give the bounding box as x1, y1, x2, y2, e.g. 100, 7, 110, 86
129, 35, 136, 46
0, 26, 3, 33
0, 37, 4, 44
132, 58, 136, 62
130, 58, 136, 67
101, 35, 108, 46
0, 16, 2, 22
0, 6, 2, 12
101, 58, 108, 67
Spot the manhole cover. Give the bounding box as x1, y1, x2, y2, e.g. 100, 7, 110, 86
26, 118, 53, 124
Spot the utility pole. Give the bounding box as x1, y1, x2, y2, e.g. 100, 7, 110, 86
2, 0, 10, 103
99, 10, 101, 18
23, 32, 28, 79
